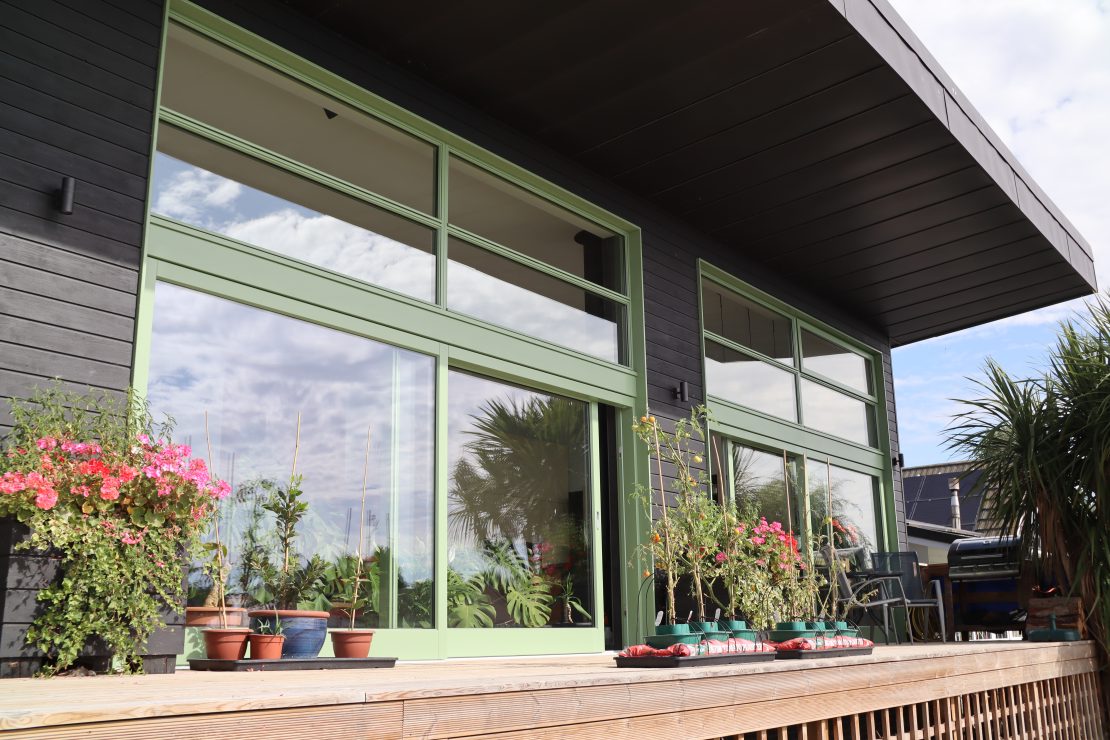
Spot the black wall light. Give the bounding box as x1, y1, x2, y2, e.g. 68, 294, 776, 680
58, 176, 76, 215
672, 380, 690, 403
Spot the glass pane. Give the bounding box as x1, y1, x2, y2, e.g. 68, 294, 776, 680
705, 340, 797, 422
801, 330, 872, 394
447, 371, 593, 628
447, 237, 624, 364
801, 379, 876, 447
702, 281, 793, 364
147, 283, 436, 628
731, 444, 803, 534
807, 460, 878, 567
162, 24, 435, 213
153, 127, 436, 302
448, 157, 622, 292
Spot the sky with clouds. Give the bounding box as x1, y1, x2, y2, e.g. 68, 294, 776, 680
885, 0, 1109, 466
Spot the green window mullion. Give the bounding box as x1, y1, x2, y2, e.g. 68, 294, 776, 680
587, 401, 604, 639
444, 227, 630, 307
703, 330, 796, 375
158, 108, 442, 231
791, 316, 805, 427
433, 346, 449, 653
799, 370, 877, 405
436, 145, 449, 307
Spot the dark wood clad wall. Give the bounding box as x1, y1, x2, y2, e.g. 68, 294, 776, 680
0, 0, 162, 434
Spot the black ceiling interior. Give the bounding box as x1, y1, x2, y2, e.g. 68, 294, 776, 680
278, 0, 1097, 345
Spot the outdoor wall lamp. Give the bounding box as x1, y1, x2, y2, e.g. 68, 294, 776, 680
672, 380, 690, 403
58, 176, 76, 215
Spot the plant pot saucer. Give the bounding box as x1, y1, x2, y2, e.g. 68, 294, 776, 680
189, 656, 396, 671
615, 652, 775, 668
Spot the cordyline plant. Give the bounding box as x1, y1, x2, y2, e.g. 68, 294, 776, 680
633, 406, 714, 624
0, 385, 229, 674
949, 292, 1110, 704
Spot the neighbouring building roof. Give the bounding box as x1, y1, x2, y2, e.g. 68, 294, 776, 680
903, 461, 999, 535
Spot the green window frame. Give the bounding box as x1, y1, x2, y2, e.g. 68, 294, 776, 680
697, 261, 896, 553
133, 0, 652, 659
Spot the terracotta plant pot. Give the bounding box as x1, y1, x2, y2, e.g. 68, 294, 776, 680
331, 629, 375, 658
248, 633, 286, 660
185, 606, 247, 628
202, 628, 250, 660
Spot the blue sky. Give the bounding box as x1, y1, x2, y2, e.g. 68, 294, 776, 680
885, 0, 1109, 466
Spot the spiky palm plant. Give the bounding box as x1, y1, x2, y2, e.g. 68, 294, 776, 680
949, 294, 1110, 709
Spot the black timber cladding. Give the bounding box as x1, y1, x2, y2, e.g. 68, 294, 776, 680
194, 0, 909, 548
0, 0, 165, 671
0, 0, 164, 432
273, 0, 1096, 347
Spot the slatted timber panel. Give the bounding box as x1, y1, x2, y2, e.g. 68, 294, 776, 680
0, 642, 1100, 739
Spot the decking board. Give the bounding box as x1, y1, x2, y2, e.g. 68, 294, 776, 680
0, 642, 1100, 739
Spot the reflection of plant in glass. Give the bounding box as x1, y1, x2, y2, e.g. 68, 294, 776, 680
448, 391, 589, 627
446, 569, 495, 628
398, 574, 432, 628
449, 396, 586, 545
255, 475, 327, 610
555, 571, 591, 624
323, 554, 379, 619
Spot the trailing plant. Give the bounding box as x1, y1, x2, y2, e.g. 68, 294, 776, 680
949, 293, 1110, 703
0, 385, 229, 673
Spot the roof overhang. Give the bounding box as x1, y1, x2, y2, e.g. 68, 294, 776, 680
278, 0, 1097, 345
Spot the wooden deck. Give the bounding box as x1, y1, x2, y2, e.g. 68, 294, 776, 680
0, 641, 1102, 738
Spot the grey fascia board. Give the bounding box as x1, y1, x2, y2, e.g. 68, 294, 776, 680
835, 0, 1097, 284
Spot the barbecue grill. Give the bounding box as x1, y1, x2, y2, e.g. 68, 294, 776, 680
947, 536, 1027, 635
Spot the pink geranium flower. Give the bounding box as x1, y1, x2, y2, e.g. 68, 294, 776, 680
34, 488, 58, 510
35, 437, 57, 451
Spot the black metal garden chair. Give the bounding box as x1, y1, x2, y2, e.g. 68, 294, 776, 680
870, 551, 947, 643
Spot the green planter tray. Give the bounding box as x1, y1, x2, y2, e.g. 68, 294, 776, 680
615, 652, 776, 668
775, 647, 872, 660
189, 657, 397, 671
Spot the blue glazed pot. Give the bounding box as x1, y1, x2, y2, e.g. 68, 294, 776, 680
248, 610, 329, 659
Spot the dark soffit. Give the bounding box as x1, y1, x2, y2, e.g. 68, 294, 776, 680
278, 0, 1097, 346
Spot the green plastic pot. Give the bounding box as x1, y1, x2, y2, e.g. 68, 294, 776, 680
731, 629, 759, 641
720, 619, 747, 631
645, 632, 701, 648
654, 623, 691, 636
776, 621, 807, 631
690, 621, 719, 635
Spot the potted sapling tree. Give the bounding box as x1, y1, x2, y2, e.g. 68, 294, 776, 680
330, 428, 377, 658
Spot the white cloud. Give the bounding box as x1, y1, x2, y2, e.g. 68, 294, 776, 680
888, 0, 1110, 289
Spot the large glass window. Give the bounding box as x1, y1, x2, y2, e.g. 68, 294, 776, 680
447, 237, 624, 363
702, 274, 879, 449
447, 371, 594, 628
807, 460, 879, 565
161, 24, 436, 213
702, 280, 793, 363
800, 379, 877, 447
704, 340, 797, 422
801, 329, 872, 394
153, 127, 437, 302
156, 23, 632, 369
448, 157, 622, 292
730, 443, 803, 533
147, 283, 436, 628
